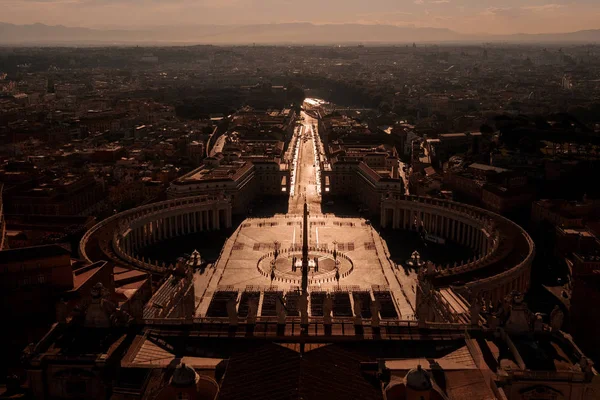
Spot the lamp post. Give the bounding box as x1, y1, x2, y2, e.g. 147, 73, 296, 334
333, 241, 340, 289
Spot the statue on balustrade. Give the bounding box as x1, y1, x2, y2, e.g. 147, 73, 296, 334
247, 296, 259, 325
276, 294, 287, 325
298, 291, 309, 325
227, 297, 239, 327
323, 293, 333, 325
370, 299, 381, 328
353, 297, 363, 325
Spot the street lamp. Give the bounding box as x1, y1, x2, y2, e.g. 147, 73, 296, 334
332, 241, 340, 289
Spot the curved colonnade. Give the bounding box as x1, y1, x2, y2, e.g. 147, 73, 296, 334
381, 195, 535, 303
80, 195, 232, 274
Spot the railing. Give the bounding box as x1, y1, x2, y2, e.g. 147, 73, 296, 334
510, 370, 586, 382
144, 316, 475, 332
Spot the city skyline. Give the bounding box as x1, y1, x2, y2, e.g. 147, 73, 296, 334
1, 0, 600, 35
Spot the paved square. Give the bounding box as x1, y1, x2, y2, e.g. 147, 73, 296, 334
194, 214, 417, 319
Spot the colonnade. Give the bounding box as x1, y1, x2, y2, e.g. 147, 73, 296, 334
380, 195, 535, 305
459, 262, 532, 304
380, 200, 491, 257
123, 206, 232, 255
80, 195, 233, 273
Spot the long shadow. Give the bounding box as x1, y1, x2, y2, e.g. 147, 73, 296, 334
249, 195, 290, 217
319, 196, 364, 217
378, 228, 475, 266
138, 227, 237, 265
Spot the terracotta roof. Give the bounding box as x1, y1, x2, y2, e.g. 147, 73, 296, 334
0, 244, 70, 263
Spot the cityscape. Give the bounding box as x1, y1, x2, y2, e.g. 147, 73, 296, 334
1, 8, 600, 400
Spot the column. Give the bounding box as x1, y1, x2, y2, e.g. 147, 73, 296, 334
214, 209, 219, 230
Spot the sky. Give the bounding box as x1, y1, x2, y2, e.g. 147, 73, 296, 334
1, 0, 599, 35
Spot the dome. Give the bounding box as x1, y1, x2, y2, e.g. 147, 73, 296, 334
171, 362, 199, 387
405, 365, 432, 391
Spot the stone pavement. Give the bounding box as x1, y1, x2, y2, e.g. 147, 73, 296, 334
194, 215, 418, 319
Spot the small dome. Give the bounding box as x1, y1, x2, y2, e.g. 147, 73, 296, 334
405, 365, 432, 391
171, 362, 199, 387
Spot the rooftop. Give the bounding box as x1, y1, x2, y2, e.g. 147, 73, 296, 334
0, 244, 70, 264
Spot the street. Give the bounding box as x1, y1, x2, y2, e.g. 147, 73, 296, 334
288, 110, 322, 214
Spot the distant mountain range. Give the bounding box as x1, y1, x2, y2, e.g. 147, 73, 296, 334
0, 22, 599, 45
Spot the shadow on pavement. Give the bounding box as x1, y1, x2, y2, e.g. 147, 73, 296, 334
249, 195, 291, 217
378, 228, 475, 267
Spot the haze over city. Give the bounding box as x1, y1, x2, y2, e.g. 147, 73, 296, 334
2, 0, 600, 399
1, 0, 600, 35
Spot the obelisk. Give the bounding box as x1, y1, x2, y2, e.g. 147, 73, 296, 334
301, 200, 309, 293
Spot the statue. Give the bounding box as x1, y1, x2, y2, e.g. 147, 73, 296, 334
470, 298, 482, 326
505, 292, 532, 335
550, 305, 564, 331
370, 299, 381, 328
84, 283, 116, 328
226, 297, 239, 327
353, 297, 363, 325
298, 291, 309, 325
276, 294, 287, 325
323, 293, 333, 325
247, 296, 259, 325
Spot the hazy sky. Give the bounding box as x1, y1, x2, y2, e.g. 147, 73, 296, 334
1, 0, 599, 34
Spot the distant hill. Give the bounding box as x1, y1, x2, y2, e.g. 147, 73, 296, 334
0, 22, 599, 45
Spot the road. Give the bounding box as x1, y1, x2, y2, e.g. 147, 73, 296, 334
209, 134, 226, 157
288, 111, 322, 214
398, 160, 410, 195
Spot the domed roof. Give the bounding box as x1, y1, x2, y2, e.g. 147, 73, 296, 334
171, 362, 199, 387
405, 365, 432, 391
